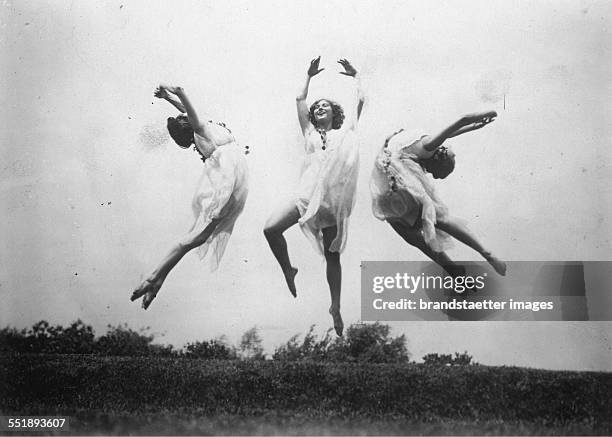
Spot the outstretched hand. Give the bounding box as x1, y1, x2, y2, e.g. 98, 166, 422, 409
338, 58, 357, 77
157, 83, 182, 95
464, 110, 497, 128
472, 116, 496, 129
154, 86, 170, 99
307, 56, 325, 77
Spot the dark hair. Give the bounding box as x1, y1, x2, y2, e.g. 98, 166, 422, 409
422, 146, 455, 179
167, 115, 194, 148
309, 99, 345, 129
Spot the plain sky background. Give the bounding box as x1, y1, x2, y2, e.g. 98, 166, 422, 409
1, 0, 611, 370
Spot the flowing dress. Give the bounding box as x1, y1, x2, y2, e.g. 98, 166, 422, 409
295, 125, 360, 255
182, 122, 249, 270
370, 129, 452, 251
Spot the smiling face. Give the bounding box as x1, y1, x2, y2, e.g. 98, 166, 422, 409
312, 100, 333, 125
309, 99, 345, 129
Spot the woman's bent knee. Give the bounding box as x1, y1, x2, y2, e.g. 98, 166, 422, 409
263, 225, 279, 240
324, 250, 340, 263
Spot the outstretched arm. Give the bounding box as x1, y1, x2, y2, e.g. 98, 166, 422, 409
338, 59, 365, 125
448, 113, 497, 138
422, 110, 497, 152
297, 57, 324, 134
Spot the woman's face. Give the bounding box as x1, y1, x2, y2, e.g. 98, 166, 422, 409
432, 146, 454, 162
313, 100, 333, 125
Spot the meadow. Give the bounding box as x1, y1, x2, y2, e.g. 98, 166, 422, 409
2, 352, 611, 435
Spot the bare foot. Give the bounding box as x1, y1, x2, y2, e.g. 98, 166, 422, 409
130, 278, 152, 302
131, 278, 162, 310
142, 287, 160, 310
484, 253, 507, 276
444, 264, 466, 278
329, 307, 344, 337
283, 267, 298, 298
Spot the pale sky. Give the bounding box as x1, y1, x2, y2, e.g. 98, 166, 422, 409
1, 0, 611, 370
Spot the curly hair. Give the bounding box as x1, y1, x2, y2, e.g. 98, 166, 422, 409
167, 114, 194, 148
421, 146, 456, 179
309, 99, 345, 130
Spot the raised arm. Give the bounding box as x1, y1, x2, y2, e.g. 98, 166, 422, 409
154, 86, 186, 113
157, 84, 220, 142
296, 57, 324, 134
338, 59, 365, 127
422, 110, 497, 152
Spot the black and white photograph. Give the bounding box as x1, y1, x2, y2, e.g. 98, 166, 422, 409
1, 0, 611, 435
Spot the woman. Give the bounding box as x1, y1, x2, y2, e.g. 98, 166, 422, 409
131, 84, 249, 310
264, 57, 365, 336
370, 111, 506, 279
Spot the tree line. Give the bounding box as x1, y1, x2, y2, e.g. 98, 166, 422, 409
1, 319, 474, 365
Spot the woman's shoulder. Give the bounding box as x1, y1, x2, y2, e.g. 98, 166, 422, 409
387, 129, 423, 149
201, 121, 236, 144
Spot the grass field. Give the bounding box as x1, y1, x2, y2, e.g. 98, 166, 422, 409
1, 353, 610, 435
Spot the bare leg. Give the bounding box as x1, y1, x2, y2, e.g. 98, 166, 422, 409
389, 221, 466, 278
131, 219, 221, 309
322, 226, 343, 336
435, 216, 506, 276
263, 201, 301, 297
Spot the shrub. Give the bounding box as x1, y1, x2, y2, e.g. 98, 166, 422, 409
239, 327, 265, 360
0, 327, 28, 353
95, 324, 157, 356
273, 322, 410, 363
184, 338, 238, 360
336, 322, 410, 363
0, 320, 96, 354
422, 351, 476, 366
273, 325, 333, 361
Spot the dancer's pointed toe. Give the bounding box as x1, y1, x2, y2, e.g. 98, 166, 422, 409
485, 254, 507, 276
132, 278, 161, 309
284, 267, 298, 298
141, 290, 158, 310
329, 307, 344, 337
130, 280, 150, 302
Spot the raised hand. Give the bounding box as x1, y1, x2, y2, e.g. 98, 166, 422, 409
463, 110, 497, 126
307, 56, 325, 77
154, 86, 170, 99
472, 116, 496, 129
157, 83, 182, 95
338, 58, 357, 77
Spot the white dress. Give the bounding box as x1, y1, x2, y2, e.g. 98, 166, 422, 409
295, 125, 360, 255
370, 129, 452, 251
182, 122, 249, 270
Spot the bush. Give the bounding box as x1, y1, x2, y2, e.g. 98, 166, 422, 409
184, 339, 238, 360
0, 327, 28, 353
273, 322, 410, 363
273, 325, 333, 361
95, 324, 157, 356
239, 327, 265, 360
0, 320, 96, 354
422, 351, 476, 366
337, 322, 410, 363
